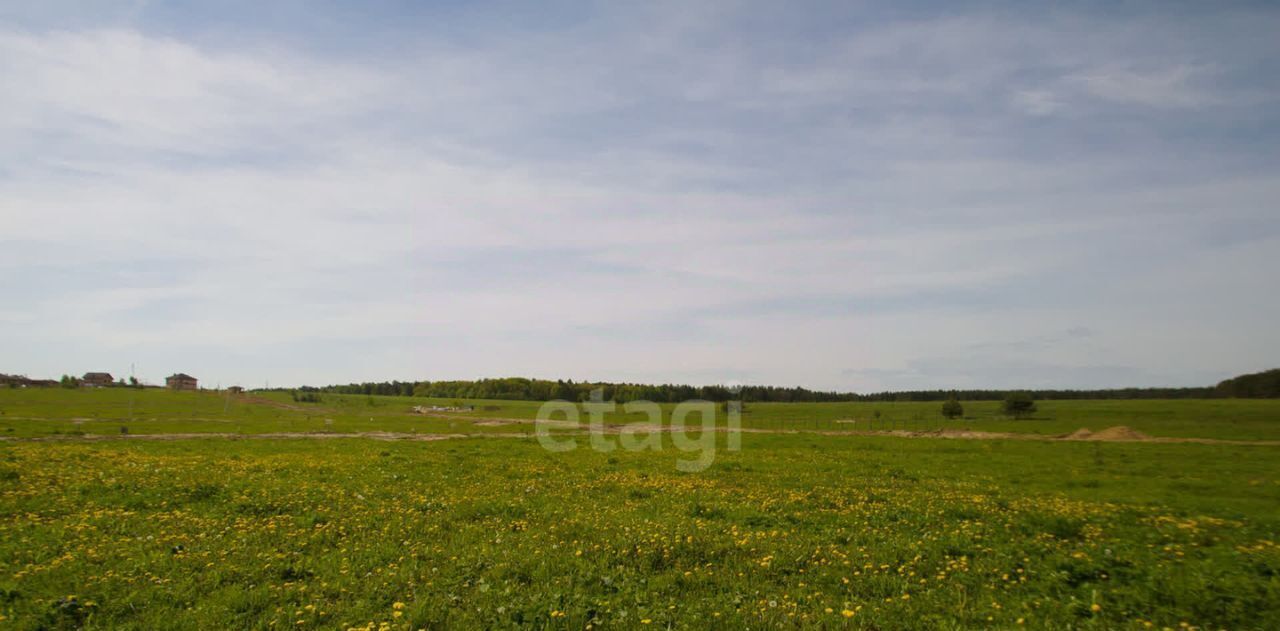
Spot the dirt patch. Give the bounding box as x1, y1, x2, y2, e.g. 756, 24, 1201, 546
805, 426, 1280, 446
471, 418, 580, 428
1059, 426, 1152, 441
1090, 426, 1151, 441
834, 428, 1038, 441
934, 429, 1026, 440
14, 432, 460, 442
3, 424, 1277, 446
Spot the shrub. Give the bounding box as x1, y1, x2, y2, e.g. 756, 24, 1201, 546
941, 394, 964, 419
1002, 391, 1037, 419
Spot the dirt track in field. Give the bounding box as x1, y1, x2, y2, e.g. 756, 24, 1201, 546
5, 431, 511, 442
814, 426, 1280, 446
4, 424, 1278, 446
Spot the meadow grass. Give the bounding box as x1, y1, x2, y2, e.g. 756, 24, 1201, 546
4, 388, 1280, 441
0, 389, 540, 438
1, 433, 1278, 629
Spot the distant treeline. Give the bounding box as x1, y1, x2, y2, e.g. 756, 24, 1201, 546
0, 374, 58, 388
855, 387, 1218, 402
1215, 368, 1280, 398
305, 378, 848, 403
286, 370, 1280, 402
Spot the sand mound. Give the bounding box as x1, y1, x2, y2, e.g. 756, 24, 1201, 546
1089, 426, 1151, 441
1060, 426, 1152, 441
935, 429, 1006, 439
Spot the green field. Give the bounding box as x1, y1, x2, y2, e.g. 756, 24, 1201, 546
2, 389, 1279, 628
3, 388, 1280, 441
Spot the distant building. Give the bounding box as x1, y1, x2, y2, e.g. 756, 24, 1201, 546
166, 373, 198, 391
227, 386, 244, 394
82, 372, 114, 387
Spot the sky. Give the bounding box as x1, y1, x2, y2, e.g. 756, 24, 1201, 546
2, 1, 1279, 392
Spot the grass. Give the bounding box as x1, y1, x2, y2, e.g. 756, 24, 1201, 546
2, 388, 1279, 628
0, 389, 540, 438
2, 435, 1278, 629
3, 388, 1280, 440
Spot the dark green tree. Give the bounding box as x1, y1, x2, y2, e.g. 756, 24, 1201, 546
941, 394, 964, 419
1002, 391, 1037, 419
1216, 368, 1280, 398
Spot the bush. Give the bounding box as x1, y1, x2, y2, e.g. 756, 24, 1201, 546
290, 390, 323, 403
940, 395, 964, 419
1002, 391, 1037, 419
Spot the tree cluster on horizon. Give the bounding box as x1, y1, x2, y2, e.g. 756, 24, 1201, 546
280, 370, 1280, 403
1216, 368, 1280, 398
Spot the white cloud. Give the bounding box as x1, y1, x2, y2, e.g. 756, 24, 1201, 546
0, 29, 385, 159
1070, 64, 1215, 108
2, 4, 1279, 390
1012, 89, 1063, 116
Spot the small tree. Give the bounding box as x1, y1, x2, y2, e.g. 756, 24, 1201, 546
1002, 391, 1037, 419
59, 374, 79, 389
941, 394, 964, 419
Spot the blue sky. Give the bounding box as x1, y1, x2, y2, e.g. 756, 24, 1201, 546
2, 1, 1278, 391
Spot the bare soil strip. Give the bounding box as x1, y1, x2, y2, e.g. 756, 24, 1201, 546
812, 426, 1280, 446
3, 425, 1277, 445
9, 432, 471, 442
